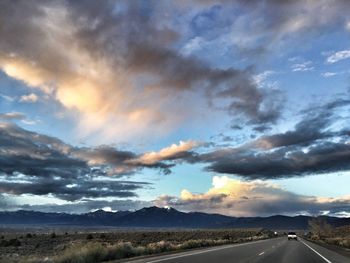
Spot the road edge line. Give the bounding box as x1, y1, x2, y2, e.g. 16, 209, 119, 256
300, 239, 332, 263
145, 238, 275, 263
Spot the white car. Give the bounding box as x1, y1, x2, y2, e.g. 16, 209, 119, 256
288, 232, 297, 240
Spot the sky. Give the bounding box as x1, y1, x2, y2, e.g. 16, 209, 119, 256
0, 0, 350, 217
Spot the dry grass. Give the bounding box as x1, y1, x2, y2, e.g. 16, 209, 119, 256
309, 223, 350, 249
0, 228, 271, 263
52, 237, 264, 263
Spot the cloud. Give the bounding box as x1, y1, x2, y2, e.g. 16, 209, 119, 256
321, 72, 338, 77
72, 141, 201, 175
154, 175, 350, 217
180, 36, 204, 56
346, 21, 350, 31
0, 93, 15, 102
204, 141, 350, 179
251, 111, 333, 149
0, 112, 37, 125
0, 122, 202, 201
0, 194, 151, 213
187, 0, 350, 62
129, 140, 199, 165
0, 122, 82, 177
291, 61, 314, 72
19, 93, 38, 103
0, 174, 148, 201
0, 0, 284, 142
183, 98, 350, 179
0, 112, 26, 121
326, 50, 350, 63
253, 71, 275, 87
73, 146, 174, 175
0, 122, 156, 201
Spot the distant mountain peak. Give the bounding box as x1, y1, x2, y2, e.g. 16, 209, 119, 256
87, 209, 113, 215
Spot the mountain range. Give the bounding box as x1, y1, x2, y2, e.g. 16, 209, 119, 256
0, 206, 349, 230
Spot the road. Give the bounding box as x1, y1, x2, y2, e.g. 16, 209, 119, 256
126, 237, 350, 263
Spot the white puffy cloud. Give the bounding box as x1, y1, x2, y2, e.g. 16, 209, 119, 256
326, 50, 350, 64
19, 93, 38, 103
321, 72, 338, 77
291, 61, 314, 72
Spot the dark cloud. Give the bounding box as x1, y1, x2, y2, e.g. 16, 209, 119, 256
0, 122, 88, 178
0, 122, 159, 201
184, 98, 350, 179
205, 141, 350, 179
230, 124, 243, 130
73, 146, 174, 175
3, 96, 346, 188
252, 125, 271, 133
0, 122, 204, 202
0, 175, 148, 201
253, 111, 333, 149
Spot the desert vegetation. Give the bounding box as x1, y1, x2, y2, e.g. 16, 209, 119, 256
308, 217, 350, 249
0, 228, 272, 263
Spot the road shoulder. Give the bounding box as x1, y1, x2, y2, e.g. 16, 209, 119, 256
304, 238, 350, 259
300, 238, 350, 263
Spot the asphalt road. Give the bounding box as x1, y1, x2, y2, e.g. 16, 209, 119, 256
126, 237, 350, 263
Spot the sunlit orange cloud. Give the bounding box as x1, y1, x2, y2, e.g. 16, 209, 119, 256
0, 3, 193, 143
0, 43, 183, 144
129, 140, 199, 165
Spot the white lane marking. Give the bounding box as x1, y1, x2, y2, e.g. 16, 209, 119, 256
145, 238, 279, 263
258, 252, 265, 256
300, 239, 332, 263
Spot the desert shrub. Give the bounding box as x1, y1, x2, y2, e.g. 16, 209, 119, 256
55, 242, 145, 263
181, 239, 208, 249
26, 233, 33, 238
86, 234, 93, 240
308, 217, 333, 239
0, 238, 21, 247
104, 242, 144, 260
51, 229, 262, 263
50, 232, 57, 239
146, 240, 174, 254
9, 238, 21, 246
55, 243, 106, 263
327, 238, 350, 249
339, 238, 350, 248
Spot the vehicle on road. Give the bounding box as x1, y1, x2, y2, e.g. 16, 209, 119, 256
287, 231, 297, 240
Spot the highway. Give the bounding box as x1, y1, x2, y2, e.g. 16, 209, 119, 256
126, 237, 350, 263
